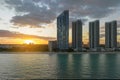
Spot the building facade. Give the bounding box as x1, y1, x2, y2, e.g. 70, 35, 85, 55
105, 21, 117, 49
89, 22, 94, 49
111, 21, 117, 48
89, 20, 100, 50
57, 10, 69, 50
48, 41, 57, 52
105, 22, 111, 48
72, 20, 82, 51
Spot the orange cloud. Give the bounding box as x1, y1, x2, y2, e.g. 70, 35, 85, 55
0, 30, 55, 44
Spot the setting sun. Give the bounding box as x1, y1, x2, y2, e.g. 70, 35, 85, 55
24, 40, 34, 44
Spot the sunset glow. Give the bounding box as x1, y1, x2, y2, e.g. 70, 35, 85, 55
24, 40, 34, 44
0, 0, 120, 45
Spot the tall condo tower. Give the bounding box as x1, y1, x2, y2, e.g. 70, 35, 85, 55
105, 21, 117, 48
89, 20, 100, 50
57, 10, 69, 50
72, 20, 82, 51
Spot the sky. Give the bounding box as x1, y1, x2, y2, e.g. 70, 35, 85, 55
0, 0, 120, 44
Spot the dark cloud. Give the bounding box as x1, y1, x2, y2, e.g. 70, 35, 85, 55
10, 13, 54, 28
0, 30, 55, 40
5, 0, 56, 28
5, 0, 120, 28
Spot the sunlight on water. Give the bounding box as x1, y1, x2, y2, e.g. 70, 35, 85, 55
0, 52, 120, 79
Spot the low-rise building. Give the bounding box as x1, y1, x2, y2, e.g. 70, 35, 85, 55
48, 41, 57, 52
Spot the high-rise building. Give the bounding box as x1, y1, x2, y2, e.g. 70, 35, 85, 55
89, 22, 94, 49
57, 10, 69, 50
111, 21, 117, 48
89, 20, 100, 50
105, 21, 117, 48
94, 20, 100, 48
72, 20, 82, 51
105, 22, 111, 48
72, 22, 76, 49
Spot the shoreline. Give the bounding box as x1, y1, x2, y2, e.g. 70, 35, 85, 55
0, 51, 120, 54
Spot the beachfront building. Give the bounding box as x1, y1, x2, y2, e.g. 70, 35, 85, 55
105, 21, 117, 49
57, 10, 69, 50
72, 20, 82, 51
48, 41, 57, 52
89, 20, 100, 51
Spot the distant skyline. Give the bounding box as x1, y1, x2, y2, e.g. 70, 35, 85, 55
0, 0, 120, 44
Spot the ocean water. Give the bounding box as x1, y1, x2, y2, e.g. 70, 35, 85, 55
0, 52, 120, 79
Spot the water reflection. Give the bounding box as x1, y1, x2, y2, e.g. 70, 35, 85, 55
0, 53, 120, 79
105, 54, 118, 78
56, 54, 95, 79
89, 54, 100, 78
56, 54, 69, 79
71, 54, 82, 78
98, 54, 107, 78
80, 54, 91, 78
55, 53, 120, 79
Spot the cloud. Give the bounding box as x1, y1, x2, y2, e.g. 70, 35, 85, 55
5, 0, 56, 28
0, 30, 55, 40
10, 13, 54, 28
4, 0, 120, 28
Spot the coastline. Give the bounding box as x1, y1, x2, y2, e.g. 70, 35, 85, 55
0, 51, 120, 54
